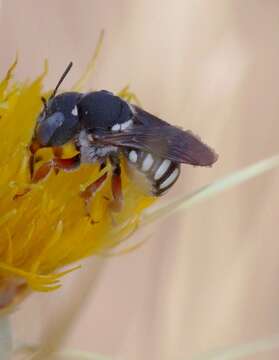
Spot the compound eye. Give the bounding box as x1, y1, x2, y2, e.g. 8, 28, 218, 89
36, 112, 65, 146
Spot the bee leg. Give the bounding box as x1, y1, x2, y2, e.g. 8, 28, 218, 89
32, 161, 53, 183
29, 143, 64, 181
29, 139, 42, 179
53, 153, 81, 172
99, 159, 107, 171
109, 156, 123, 212
14, 141, 48, 199
80, 172, 108, 218
52, 146, 63, 158
32, 154, 81, 183
52, 146, 64, 174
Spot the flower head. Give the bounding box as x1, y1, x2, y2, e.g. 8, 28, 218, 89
0, 58, 156, 308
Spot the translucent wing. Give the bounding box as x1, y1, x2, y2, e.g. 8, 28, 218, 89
91, 106, 218, 166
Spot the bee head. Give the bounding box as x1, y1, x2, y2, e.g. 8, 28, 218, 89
31, 62, 82, 151
34, 92, 81, 147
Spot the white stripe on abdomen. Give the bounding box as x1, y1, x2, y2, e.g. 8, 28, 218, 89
126, 149, 180, 196
159, 168, 180, 189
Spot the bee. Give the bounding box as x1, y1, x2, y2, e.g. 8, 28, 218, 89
29, 62, 218, 211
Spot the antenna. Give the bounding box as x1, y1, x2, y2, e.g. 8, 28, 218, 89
50, 62, 73, 99
41, 96, 47, 110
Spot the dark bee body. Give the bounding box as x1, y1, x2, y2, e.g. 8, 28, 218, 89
30, 63, 217, 210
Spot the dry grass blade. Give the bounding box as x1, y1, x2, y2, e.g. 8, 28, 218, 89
0, 316, 12, 360
16, 346, 113, 360
25, 259, 105, 360
48, 349, 114, 360
193, 333, 279, 360
142, 154, 279, 226
25, 155, 279, 359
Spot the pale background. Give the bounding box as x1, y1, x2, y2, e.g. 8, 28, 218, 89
1, 1, 279, 359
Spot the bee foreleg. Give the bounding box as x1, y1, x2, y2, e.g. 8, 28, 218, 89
32, 153, 81, 183
109, 156, 123, 212
52, 146, 64, 159
53, 153, 81, 172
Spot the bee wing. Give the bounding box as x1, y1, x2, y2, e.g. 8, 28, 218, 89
91, 105, 218, 166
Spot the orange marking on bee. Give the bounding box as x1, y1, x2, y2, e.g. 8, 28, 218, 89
80, 172, 108, 218
52, 146, 63, 158
32, 161, 52, 183
110, 172, 123, 212
80, 173, 108, 201
53, 155, 80, 171
29, 140, 42, 178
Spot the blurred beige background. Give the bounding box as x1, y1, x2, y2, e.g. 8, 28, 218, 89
2, 1, 279, 359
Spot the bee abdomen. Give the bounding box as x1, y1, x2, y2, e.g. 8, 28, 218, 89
126, 149, 180, 196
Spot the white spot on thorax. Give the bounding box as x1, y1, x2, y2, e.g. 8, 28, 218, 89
120, 119, 133, 130
111, 123, 121, 131
159, 168, 179, 189
142, 153, 154, 172
111, 119, 133, 132
154, 159, 171, 180
71, 106, 78, 116
129, 150, 138, 163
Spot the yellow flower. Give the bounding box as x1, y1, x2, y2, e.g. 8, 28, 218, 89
0, 58, 156, 309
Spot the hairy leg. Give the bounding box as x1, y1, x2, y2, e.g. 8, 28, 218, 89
80, 172, 108, 218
